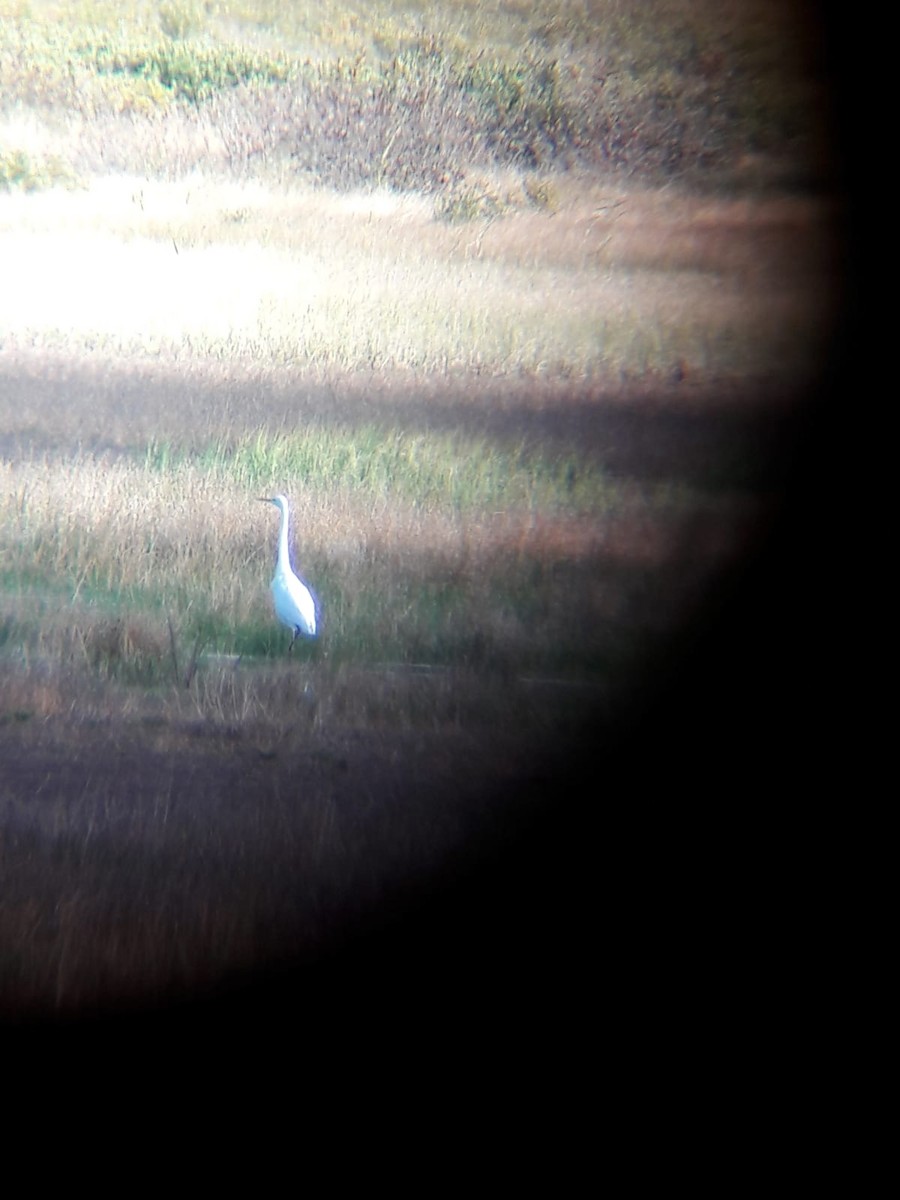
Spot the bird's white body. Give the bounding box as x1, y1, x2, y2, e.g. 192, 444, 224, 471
261, 494, 318, 647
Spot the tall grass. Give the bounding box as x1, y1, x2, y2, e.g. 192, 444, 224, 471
147, 425, 612, 512
0, 174, 835, 380
0, 421, 635, 683
0, 0, 831, 193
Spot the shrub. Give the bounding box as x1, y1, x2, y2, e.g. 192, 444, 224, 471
205, 41, 586, 193
82, 37, 293, 105
0, 4, 832, 193
0, 146, 75, 190
434, 180, 508, 224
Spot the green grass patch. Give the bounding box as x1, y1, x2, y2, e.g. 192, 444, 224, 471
82, 37, 294, 105
0, 147, 75, 191
145, 426, 613, 514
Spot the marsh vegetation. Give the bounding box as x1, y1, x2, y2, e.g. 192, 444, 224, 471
0, 0, 839, 1023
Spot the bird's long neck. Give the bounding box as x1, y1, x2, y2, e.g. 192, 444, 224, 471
278, 504, 292, 570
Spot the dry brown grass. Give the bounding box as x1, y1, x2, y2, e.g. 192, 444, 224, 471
0, 175, 837, 378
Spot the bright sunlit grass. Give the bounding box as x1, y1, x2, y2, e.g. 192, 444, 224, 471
0, 173, 831, 378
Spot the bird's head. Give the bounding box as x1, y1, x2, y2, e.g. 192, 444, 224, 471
259, 494, 289, 513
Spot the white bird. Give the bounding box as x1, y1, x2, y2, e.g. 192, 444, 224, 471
260, 493, 319, 650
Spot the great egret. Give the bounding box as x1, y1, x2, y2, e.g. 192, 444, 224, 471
260, 494, 319, 650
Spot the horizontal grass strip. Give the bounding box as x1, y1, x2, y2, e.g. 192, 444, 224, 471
144, 426, 614, 513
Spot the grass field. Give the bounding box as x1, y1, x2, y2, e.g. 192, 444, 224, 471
0, 1, 841, 1024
